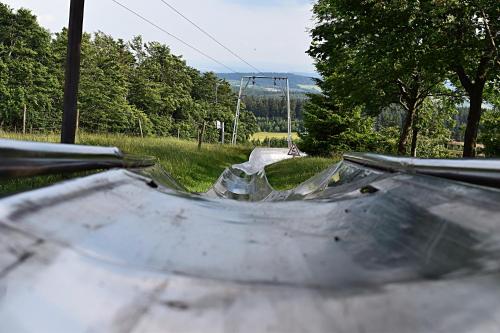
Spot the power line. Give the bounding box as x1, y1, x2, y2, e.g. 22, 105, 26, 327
110, 0, 238, 73
158, 0, 262, 74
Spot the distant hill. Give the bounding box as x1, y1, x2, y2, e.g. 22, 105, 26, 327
216, 72, 321, 95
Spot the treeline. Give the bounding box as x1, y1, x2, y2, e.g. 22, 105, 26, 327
256, 118, 304, 133
0, 3, 258, 143
243, 94, 306, 132
243, 95, 305, 120
302, 0, 499, 158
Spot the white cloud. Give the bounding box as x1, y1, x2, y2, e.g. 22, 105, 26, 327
2, 0, 316, 73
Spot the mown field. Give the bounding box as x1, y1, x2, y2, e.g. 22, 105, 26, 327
0, 133, 338, 196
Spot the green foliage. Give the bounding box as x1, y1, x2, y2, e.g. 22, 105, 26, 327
251, 137, 290, 148
308, 0, 451, 155
0, 133, 252, 193
236, 110, 259, 142
0, 4, 258, 142
413, 98, 458, 157
243, 94, 305, 120
299, 94, 386, 156
307, 0, 499, 157
256, 117, 303, 133
480, 110, 500, 157
0, 3, 60, 131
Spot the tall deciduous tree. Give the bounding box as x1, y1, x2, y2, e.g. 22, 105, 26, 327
308, 0, 448, 156
429, 0, 499, 157
0, 4, 256, 143
128, 36, 193, 135
0, 3, 59, 131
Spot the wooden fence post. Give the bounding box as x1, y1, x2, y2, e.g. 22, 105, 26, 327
138, 119, 144, 138
22, 104, 27, 134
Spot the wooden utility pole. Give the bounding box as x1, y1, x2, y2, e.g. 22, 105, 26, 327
61, 0, 85, 144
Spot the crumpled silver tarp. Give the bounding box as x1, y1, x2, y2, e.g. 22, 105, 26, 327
1, 142, 500, 333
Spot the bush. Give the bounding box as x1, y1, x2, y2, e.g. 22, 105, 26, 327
480, 110, 500, 157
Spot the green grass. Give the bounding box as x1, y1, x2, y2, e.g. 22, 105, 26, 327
0, 172, 98, 199
0, 133, 339, 196
265, 157, 339, 190
251, 132, 300, 141
0, 132, 252, 194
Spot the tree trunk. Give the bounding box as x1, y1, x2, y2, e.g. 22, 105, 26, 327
197, 121, 206, 150
398, 106, 416, 155
410, 126, 418, 158
463, 85, 485, 158
410, 109, 420, 158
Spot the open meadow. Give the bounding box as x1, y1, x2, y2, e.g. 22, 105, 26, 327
0, 133, 337, 195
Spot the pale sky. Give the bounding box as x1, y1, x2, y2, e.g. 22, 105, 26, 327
2, 0, 316, 73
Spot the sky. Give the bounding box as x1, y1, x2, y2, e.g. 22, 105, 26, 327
2, 0, 317, 73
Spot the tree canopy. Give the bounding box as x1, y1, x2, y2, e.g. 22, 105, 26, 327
0, 3, 257, 144
303, 0, 499, 157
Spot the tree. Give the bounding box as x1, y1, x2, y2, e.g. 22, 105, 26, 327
236, 110, 259, 142
128, 36, 193, 136
480, 109, 500, 157
427, 0, 499, 157
299, 93, 382, 156
308, 0, 449, 156
0, 5, 250, 144
411, 97, 457, 157
0, 4, 59, 131
187, 70, 236, 148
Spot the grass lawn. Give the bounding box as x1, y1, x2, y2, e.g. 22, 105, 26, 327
0, 132, 340, 196
266, 156, 339, 191
0, 133, 252, 194
251, 132, 300, 141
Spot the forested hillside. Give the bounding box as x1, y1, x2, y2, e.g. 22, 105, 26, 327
0, 3, 258, 144
243, 95, 306, 132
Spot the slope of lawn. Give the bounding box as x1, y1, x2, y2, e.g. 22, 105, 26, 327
265, 156, 339, 191
0, 132, 340, 196
0, 132, 252, 195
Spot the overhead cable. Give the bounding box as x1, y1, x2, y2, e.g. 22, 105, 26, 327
110, 0, 238, 73
158, 0, 261, 73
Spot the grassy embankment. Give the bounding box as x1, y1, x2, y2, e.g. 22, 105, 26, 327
0, 132, 338, 196
0, 133, 251, 195
265, 157, 339, 190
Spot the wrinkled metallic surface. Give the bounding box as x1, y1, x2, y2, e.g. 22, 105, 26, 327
1, 144, 500, 332
345, 152, 500, 188
0, 139, 155, 177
